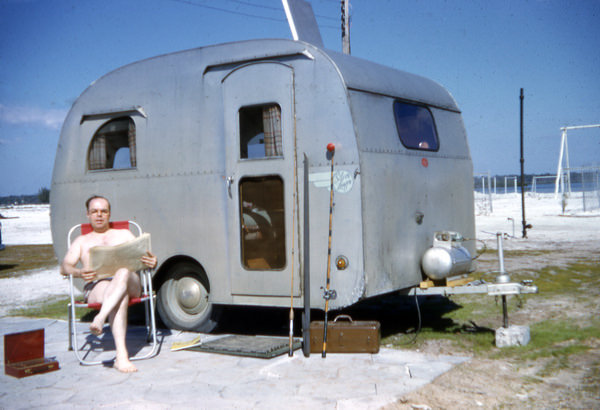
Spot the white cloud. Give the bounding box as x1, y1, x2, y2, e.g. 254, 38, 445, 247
0, 104, 68, 130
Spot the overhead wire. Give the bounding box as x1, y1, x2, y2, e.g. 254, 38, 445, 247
164, 0, 338, 29
166, 0, 285, 22
224, 0, 339, 21
224, 0, 284, 11
225, 0, 337, 20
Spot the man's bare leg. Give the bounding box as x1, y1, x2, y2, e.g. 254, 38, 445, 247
109, 297, 137, 373
89, 269, 140, 336
89, 277, 126, 336
87, 280, 111, 336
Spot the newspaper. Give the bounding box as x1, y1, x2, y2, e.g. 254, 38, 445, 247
89, 233, 151, 279
171, 335, 203, 352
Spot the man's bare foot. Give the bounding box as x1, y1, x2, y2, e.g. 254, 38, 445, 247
90, 316, 104, 336
114, 358, 137, 373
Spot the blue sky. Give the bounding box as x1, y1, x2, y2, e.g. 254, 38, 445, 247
1, 0, 598, 196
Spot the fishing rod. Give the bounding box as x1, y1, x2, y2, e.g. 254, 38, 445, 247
289, 184, 296, 356
322, 142, 337, 358
289, 83, 301, 357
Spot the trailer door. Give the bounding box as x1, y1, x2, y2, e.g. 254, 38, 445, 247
223, 62, 300, 297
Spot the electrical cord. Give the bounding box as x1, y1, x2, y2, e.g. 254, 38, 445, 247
472, 238, 487, 260
396, 291, 422, 345
461, 237, 487, 261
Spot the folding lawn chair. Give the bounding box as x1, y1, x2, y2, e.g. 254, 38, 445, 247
67, 220, 158, 365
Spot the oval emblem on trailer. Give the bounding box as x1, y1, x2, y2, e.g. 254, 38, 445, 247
421, 158, 429, 167
333, 170, 353, 193
309, 170, 354, 193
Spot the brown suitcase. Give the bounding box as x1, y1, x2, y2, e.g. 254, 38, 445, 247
4, 329, 60, 378
310, 315, 380, 354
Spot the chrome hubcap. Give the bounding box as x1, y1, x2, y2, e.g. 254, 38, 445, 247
176, 277, 208, 314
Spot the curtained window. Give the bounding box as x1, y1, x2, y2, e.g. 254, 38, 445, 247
239, 104, 283, 159
88, 117, 136, 170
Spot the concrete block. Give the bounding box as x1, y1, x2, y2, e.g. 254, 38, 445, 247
495, 325, 530, 347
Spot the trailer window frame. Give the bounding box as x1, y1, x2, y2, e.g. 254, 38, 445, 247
238, 103, 283, 160
238, 175, 287, 271
393, 101, 440, 152
86, 116, 137, 171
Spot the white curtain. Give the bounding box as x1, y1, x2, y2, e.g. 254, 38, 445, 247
262, 105, 282, 157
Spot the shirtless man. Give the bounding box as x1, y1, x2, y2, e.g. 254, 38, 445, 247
61, 195, 157, 373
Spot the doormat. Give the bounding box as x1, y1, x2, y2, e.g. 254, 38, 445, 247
187, 335, 302, 359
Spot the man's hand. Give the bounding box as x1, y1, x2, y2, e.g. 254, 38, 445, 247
141, 251, 157, 269
80, 269, 97, 282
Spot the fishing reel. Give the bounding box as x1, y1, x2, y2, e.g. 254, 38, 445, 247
321, 286, 337, 301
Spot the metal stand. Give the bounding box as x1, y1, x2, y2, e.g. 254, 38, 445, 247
495, 232, 511, 328
302, 154, 311, 357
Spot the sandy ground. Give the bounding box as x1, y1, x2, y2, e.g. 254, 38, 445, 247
1, 193, 599, 408
0, 205, 66, 316
389, 192, 600, 409
4, 194, 595, 314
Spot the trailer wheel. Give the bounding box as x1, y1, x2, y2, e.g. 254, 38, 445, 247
156, 262, 221, 332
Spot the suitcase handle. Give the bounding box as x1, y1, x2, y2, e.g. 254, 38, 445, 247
333, 314, 353, 323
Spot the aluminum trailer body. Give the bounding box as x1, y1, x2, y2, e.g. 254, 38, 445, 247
51, 38, 475, 331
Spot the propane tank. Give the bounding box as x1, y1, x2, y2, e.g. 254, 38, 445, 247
421, 231, 472, 280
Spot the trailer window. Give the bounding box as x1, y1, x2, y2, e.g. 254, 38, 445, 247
239, 176, 286, 270
88, 117, 136, 170
393, 101, 439, 151
239, 104, 282, 159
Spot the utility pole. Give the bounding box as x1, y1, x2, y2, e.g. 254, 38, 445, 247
520, 88, 530, 238
341, 0, 350, 54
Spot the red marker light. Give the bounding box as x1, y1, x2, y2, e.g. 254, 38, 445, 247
327, 143, 335, 152
421, 158, 429, 167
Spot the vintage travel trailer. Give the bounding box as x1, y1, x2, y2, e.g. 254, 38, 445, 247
51, 2, 477, 332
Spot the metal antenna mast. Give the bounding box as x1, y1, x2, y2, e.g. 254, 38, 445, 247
519, 88, 530, 238
341, 0, 350, 54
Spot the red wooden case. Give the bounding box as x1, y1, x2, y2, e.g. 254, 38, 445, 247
4, 329, 59, 378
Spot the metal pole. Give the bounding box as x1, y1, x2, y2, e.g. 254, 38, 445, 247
496, 233, 510, 328
520, 88, 528, 238
581, 168, 587, 212
565, 134, 572, 195
502, 296, 509, 328
488, 172, 493, 213
302, 154, 311, 357
341, 0, 350, 54
554, 128, 566, 196
596, 170, 600, 208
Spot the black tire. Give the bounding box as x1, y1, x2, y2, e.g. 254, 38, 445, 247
156, 262, 221, 332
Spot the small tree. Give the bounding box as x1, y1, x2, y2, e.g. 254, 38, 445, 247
38, 187, 50, 204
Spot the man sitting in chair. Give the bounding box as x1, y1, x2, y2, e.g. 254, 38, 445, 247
60, 195, 157, 373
